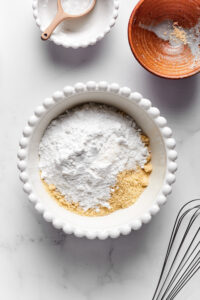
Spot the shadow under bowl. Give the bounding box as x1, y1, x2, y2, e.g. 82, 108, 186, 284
128, 0, 200, 79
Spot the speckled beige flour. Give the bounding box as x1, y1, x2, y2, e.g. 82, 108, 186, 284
42, 134, 152, 217
170, 22, 187, 44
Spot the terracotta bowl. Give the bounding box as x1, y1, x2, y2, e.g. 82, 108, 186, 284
128, 0, 200, 79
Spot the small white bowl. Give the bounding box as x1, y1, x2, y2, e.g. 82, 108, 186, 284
18, 82, 177, 239
32, 0, 119, 48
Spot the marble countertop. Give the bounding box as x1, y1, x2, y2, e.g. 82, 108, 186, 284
0, 0, 199, 299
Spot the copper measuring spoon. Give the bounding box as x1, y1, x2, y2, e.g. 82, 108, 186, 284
41, 0, 96, 41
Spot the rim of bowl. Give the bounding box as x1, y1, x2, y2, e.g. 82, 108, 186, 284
128, 0, 200, 79
17, 81, 177, 239
32, 0, 119, 49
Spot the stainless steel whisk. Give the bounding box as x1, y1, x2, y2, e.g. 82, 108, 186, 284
152, 199, 200, 300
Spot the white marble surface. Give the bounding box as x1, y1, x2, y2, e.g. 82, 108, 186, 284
0, 0, 200, 299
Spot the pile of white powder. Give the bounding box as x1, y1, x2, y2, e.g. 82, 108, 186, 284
61, 0, 93, 15
39, 103, 149, 211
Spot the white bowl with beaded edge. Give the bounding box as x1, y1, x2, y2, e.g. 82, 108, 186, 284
18, 81, 177, 239
32, 0, 119, 48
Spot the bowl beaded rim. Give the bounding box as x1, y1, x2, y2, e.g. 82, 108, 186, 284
32, 0, 119, 48
127, 0, 200, 79
17, 81, 177, 240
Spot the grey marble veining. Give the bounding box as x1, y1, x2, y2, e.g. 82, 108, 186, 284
0, 0, 200, 299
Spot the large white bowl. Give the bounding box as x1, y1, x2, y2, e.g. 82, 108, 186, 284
32, 0, 119, 48
18, 82, 177, 239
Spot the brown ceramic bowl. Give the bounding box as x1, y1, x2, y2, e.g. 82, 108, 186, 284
128, 0, 200, 79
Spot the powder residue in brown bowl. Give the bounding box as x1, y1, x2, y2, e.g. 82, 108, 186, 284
139, 20, 200, 64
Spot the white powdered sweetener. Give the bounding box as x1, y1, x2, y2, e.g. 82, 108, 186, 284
39, 104, 149, 211
61, 0, 93, 15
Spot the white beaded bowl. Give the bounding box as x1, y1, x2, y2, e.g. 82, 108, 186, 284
32, 0, 119, 48
18, 82, 177, 239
